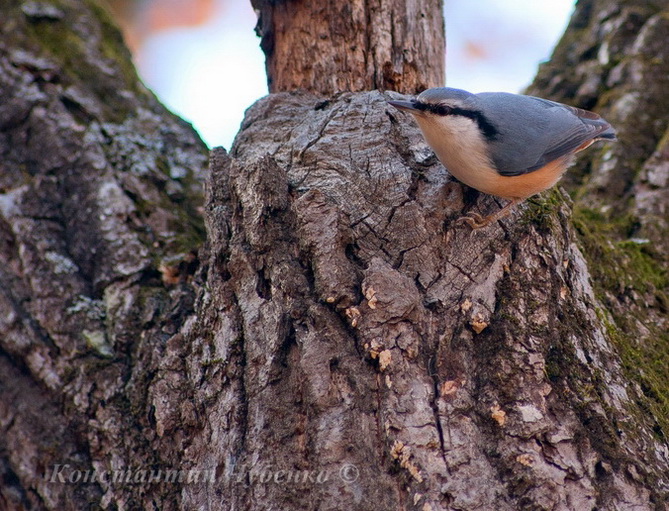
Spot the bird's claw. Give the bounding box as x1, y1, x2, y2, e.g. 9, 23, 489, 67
454, 212, 489, 229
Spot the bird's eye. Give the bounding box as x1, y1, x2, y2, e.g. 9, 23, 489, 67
434, 104, 452, 116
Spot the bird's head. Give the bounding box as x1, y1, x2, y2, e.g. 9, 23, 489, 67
387, 87, 474, 117
388, 87, 499, 141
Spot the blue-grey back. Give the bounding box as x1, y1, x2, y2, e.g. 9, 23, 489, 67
474, 92, 614, 175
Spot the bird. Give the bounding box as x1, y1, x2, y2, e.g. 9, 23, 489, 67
388, 87, 616, 228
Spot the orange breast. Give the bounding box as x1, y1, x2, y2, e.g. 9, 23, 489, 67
485, 155, 572, 200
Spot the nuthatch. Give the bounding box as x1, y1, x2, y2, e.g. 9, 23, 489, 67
388, 88, 616, 228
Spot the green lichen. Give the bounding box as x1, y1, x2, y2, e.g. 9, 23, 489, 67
599, 309, 669, 442
85, 0, 141, 89
24, 0, 147, 122
18, 0, 207, 267
541, 301, 625, 461
572, 207, 667, 294
521, 188, 567, 232
572, 205, 669, 439
83, 329, 114, 358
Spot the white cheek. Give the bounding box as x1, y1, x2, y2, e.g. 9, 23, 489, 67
414, 116, 500, 193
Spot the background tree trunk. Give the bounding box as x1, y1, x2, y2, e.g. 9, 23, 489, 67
0, 0, 208, 508
250, 0, 445, 94
1, 1, 668, 511
528, 0, 669, 450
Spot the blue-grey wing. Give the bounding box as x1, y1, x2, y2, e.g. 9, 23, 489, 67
475, 93, 616, 176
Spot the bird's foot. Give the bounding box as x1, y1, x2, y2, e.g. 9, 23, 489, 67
454, 198, 523, 230
454, 212, 493, 229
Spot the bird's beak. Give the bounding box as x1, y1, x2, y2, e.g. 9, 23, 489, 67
387, 99, 420, 113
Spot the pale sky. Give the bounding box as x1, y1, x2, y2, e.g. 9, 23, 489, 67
136, 1, 575, 149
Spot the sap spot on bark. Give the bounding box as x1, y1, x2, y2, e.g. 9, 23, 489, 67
345, 306, 361, 327
469, 314, 489, 334
378, 349, 392, 371
516, 454, 535, 467
390, 441, 423, 483
364, 285, 378, 309
490, 404, 506, 426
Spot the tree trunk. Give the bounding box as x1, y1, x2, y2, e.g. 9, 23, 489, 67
250, 0, 445, 94
1, 1, 668, 511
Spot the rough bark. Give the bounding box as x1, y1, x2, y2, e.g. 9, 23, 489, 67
186, 90, 667, 510
0, 0, 207, 508
1, 0, 668, 510
250, 0, 445, 94
529, 0, 669, 441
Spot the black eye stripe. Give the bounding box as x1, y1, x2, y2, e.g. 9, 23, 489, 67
411, 101, 451, 115
413, 101, 499, 141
